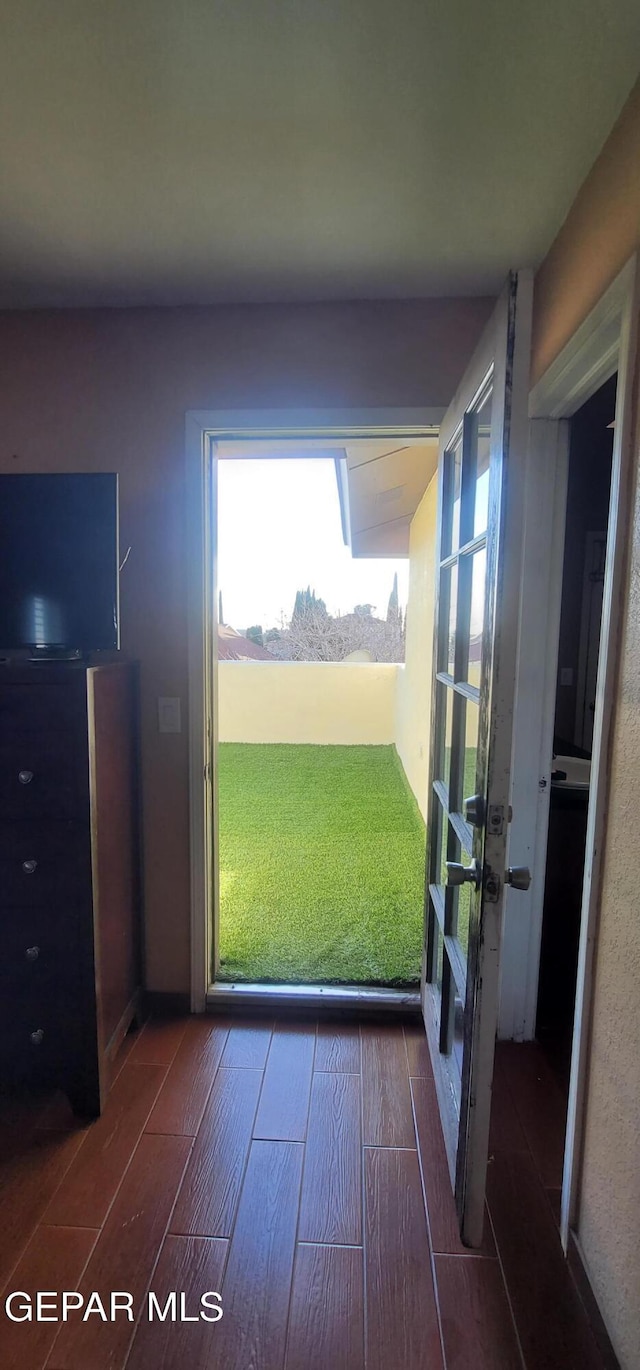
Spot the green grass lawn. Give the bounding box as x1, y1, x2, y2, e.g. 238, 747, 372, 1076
217, 743, 426, 986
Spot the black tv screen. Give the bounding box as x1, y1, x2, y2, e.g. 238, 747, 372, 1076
0, 473, 119, 652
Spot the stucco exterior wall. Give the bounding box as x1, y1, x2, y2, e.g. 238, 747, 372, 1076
395, 476, 438, 819
218, 661, 398, 745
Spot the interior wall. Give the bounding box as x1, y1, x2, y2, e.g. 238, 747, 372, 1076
395, 475, 438, 820
531, 77, 640, 384
575, 412, 640, 1370
532, 78, 640, 1370
0, 296, 491, 994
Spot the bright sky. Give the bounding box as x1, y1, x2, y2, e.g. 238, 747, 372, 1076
218, 458, 409, 632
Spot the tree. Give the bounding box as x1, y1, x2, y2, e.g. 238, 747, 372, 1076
245, 624, 264, 647
269, 597, 405, 663
353, 603, 374, 617
387, 572, 400, 623
292, 586, 327, 620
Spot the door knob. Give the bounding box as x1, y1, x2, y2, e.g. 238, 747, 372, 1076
505, 866, 531, 891
18, 769, 34, 785
446, 859, 481, 889
22, 859, 38, 874
464, 794, 485, 826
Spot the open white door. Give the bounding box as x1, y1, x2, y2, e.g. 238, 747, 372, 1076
422, 271, 532, 1247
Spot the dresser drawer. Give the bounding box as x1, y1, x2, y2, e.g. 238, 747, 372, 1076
0, 733, 87, 819
0, 677, 86, 733
0, 909, 77, 995
0, 822, 91, 908
0, 999, 72, 1081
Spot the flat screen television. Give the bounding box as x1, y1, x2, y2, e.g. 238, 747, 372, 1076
0, 473, 119, 654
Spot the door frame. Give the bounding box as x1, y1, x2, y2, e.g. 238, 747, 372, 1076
185, 406, 442, 1012
505, 255, 639, 1248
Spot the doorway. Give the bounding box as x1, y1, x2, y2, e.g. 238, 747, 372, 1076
215, 446, 425, 989
185, 408, 442, 1012
536, 375, 617, 1089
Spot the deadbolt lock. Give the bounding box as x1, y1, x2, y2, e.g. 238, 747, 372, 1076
464, 793, 485, 827
505, 866, 531, 891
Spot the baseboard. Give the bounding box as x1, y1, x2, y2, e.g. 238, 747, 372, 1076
105, 989, 142, 1062
567, 1232, 620, 1370
142, 990, 192, 1017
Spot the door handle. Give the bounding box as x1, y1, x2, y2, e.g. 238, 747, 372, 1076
446, 859, 482, 889
505, 866, 531, 891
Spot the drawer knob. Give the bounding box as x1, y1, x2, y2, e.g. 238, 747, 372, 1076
30, 1028, 44, 1046
18, 769, 34, 785
25, 945, 40, 961
22, 859, 38, 874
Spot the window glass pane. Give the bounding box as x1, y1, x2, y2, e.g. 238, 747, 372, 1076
463, 547, 486, 686
473, 387, 492, 538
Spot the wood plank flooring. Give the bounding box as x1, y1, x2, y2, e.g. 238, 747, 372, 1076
0, 1016, 607, 1369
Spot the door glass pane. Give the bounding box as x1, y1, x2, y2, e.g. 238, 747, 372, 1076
426, 910, 445, 990
454, 842, 472, 960
436, 929, 444, 990
441, 438, 463, 560
430, 794, 448, 890
464, 547, 486, 686
451, 440, 462, 555
447, 563, 458, 676
434, 683, 454, 792
462, 699, 479, 805
453, 993, 465, 1074
473, 388, 492, 538
437, 564, 457, 676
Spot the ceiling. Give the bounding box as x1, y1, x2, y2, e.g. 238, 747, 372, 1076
0, 2, 638, 309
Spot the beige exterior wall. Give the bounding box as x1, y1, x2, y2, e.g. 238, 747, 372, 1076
218, 661, 398, 746
532, 77, 640, 1369
395, 476, 438, 819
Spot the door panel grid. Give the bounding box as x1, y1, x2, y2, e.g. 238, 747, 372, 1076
421, 271, 532, 1248
427, 379, 493, 1074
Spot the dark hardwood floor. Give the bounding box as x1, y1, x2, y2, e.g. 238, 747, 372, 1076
0, 1015, 607, 1369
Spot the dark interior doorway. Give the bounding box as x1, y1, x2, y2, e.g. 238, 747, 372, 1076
536, 373, 617, 1088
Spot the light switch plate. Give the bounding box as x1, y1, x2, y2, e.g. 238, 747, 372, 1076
158, 697, 181, 733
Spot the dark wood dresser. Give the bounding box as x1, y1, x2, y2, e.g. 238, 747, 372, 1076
0, 660, 141, 1116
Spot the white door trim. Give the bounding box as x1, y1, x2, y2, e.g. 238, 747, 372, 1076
185, 407, 442, 1013
507, 256, 638, 1249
